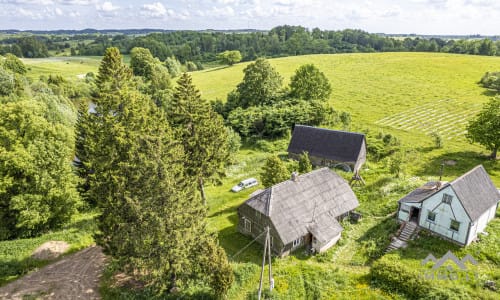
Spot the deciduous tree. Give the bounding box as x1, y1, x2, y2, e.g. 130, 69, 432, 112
217, 50, 242, 66
466, 97, 500, 159
289, 64, 331, 101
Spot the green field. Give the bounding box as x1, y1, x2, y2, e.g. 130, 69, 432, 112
4, 52, 500, 299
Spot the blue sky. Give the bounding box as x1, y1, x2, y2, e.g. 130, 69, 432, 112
0, 0, 499, 34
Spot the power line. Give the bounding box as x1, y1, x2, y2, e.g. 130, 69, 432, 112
231, 229, 267, 260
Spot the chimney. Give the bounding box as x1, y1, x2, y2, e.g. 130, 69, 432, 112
436, 181, 442, 190
291, 171, 299, 182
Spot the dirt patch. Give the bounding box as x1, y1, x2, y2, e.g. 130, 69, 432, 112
0, 246, 106, 300
31, 241, 70, 260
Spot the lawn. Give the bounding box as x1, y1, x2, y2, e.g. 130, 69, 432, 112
4, 52, 499, 299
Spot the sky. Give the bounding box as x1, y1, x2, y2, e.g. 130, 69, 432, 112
0, 0, 499, 35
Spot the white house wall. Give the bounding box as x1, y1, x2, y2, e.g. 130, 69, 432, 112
467, 204, 498, 244
398, 203, 421, 222
419, 186, 471, 245
314, 233, 342, 253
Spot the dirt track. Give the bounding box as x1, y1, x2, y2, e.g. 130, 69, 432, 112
0, 246, 106, 300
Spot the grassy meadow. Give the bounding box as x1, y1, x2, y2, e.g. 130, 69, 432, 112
2, 52, 500, 299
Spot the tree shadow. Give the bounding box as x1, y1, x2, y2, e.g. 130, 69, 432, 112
415, 151, 500, 180
354, 216, 400, 264
217, 224, 261, 265
204, 65, 230, 73
0, 257, 50, 286
481, 89, 499, 97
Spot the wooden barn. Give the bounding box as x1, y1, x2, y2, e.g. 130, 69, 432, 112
287, 125, 367, 174
397, 165, 500, 246
237, 168, 359, 256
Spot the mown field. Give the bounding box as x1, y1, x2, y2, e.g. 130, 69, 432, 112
2, 52, 500, 299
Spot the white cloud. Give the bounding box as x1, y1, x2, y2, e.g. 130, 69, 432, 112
96, 1, 118, 12
141, 2, 167, 18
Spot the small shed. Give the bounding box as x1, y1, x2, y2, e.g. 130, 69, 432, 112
237, 168, 359, 256
287, 125, 367, 173
397, 165, 500, 246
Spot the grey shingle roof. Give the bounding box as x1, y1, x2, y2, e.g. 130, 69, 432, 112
450, 165, 500, 221
287, 125, 365, 163
244, 168, 359, 244
398, 181, 444, 203
307, 212, 343, 243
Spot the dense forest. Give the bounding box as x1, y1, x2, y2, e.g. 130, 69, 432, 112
1, 26, 500, 63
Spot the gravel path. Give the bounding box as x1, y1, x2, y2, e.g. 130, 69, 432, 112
0, 246, 106, 300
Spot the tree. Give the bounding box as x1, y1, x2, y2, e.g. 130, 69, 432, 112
168, 73, 230, 205
289, 64, 332, 101
298, 151, 313, 173
260, 156, 290, 188
466, 97, 500, 159
165, 56, 182, 78
479, 71, 500, 93
0, 67, 15, 96
80, 54, 232, 296
2, 53, 27, 74
236, 58, 283, 108
95, 47, 132, 95
0, 98, 80, 239
217, 50, 242, 66
129, 47, 157, 79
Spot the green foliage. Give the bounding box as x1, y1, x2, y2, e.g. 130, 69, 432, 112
260, 156, 290, 188
227, 99, 331, 138
480, 71, 500, 92
366, 132, 400, 161
2, 54, 26, 74
226, 126, 241, 163
129, 47, 157, 79
298, 151, 313, 174
235, 58, 283, 108
466, 97, 500, 159
0, 98, 80, 239
95, 47, 133, 95
185, 61, 198, 72
339, 111, 351, 130
217, 50, 242, 66
169, 73, 230, 204
164, 56, 182, 78
0, 67, 15, 96
387, 151, 405, 177
289, 64, 332, 101
430, 131, 443, 148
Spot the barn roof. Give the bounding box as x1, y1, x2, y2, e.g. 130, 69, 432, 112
243, 168, 359, 245
398, 165, 500, 221
450, 165, 500, 221
287, 125, 365, 163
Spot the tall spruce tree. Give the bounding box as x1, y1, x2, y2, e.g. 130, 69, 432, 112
78, 48, 232, 296
169, 73, 230, 205
298, 151, 313, 174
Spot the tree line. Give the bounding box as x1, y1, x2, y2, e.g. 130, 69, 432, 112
2, 26, 500, 60
0, 48, 236, 297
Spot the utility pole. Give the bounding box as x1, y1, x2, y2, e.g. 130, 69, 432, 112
258, 226, 273, 299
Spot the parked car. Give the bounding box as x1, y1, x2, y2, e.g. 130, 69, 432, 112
231, 178, 258, 192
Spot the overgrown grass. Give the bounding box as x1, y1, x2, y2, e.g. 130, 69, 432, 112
0, 211, 97, 286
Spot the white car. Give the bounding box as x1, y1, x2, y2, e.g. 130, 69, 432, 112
231, 178, 258, 192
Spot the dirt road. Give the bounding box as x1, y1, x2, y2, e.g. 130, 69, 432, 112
0, 246, 106, 300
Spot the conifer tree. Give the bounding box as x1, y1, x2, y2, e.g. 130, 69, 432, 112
169, 73, 230, 205
261, 156, 290, 188
298, 151, 313, 174
79, 49, 233, 296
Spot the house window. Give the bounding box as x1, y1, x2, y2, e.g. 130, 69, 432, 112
401, 204, 410, 214
442, 194, 453, 204
450, 219, 460, 232
292, 237, 302, 248
270, 236, 274, 248
244, 219, 251, 232
427, 211, 436, 222
255, 211, 261, 219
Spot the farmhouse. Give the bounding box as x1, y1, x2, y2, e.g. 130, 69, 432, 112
397, 165, 500, 246
287, 125, 366, 174
237, 168, 359, 256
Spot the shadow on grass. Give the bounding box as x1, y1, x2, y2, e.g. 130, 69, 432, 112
0, 257, 49, 286
218, 225, 261, 265
397, 231, 461, 262
204, 65, 230, 73
481, 89, 499, 97
354, 216, 400, 265
415, 151, 499, 179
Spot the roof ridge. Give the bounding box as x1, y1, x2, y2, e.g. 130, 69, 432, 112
450, 165, 484, 185
294, 124, 365, 137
